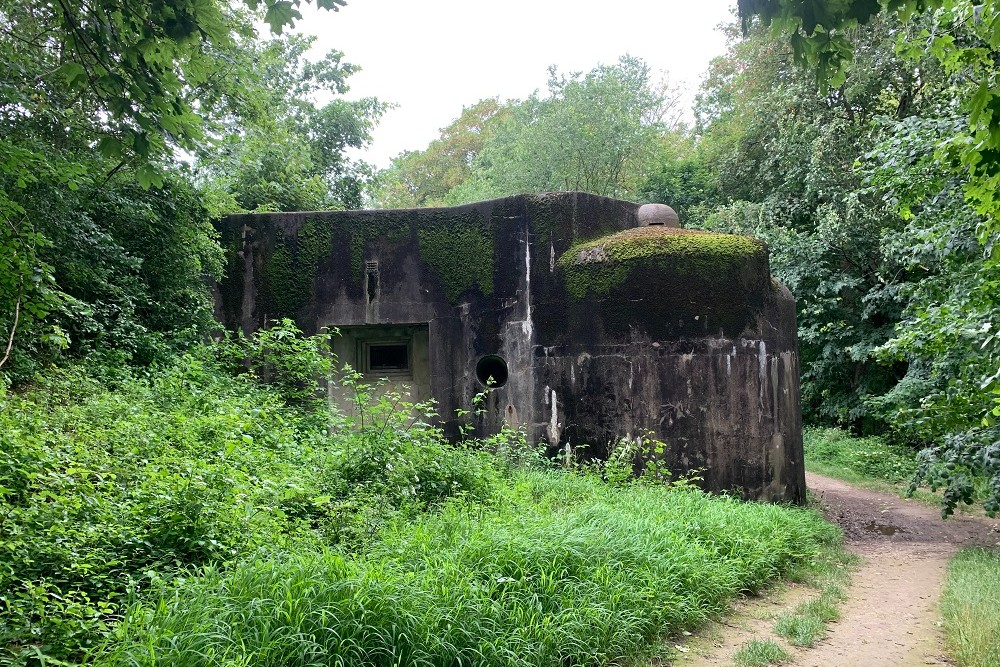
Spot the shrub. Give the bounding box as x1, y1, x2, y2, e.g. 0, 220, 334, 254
0, 345, 501, 665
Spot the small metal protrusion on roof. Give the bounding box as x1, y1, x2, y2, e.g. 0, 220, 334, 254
637, 203, 680, 228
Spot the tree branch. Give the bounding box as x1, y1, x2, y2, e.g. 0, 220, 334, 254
0, 279, 23, 371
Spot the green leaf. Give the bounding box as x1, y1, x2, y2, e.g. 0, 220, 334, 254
132, 132, 150, 158
97, 137, 123, 160
55, 62, 88, 89
263, 1, 301, 33
136, 163, 164, 189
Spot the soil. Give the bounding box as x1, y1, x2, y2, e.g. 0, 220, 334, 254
669, 472, 1000, 667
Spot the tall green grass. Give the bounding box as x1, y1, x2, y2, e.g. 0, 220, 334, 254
99, 472, 839, 666
941, 548, 1000, 667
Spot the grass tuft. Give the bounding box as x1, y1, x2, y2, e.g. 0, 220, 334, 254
941, 547, 1000, 667
774, 614, 825, 647
733, 638, 790, 666
774, 587, 842, 647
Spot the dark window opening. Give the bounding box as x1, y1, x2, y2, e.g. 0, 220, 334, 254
369, 343, 409, 372
476, 355, 509, 388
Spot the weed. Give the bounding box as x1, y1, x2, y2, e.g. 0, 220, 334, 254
774, 587, 842, 647
0, 344, 494, 664
733, 639, 790, 666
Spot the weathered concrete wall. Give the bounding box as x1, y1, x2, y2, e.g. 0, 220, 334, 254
214, 192, 805, 503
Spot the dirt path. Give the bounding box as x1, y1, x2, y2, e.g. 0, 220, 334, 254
673, 472, 1000, 667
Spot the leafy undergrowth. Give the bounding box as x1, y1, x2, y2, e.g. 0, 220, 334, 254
0, 345, 494, 665
2, 336, 839, 666
803, 427, 918, 485
803, 427, 992, 513
940, 548, 1000, 667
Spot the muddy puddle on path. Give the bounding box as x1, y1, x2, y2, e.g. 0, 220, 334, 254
664, 472, 1000, 667
863, 520, 904, 536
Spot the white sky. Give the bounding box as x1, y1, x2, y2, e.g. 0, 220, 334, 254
294, 0, 737, 167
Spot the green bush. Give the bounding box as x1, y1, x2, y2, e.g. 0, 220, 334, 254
0, 356, 315, 662
329, 372, 497, 511
217, 318, 333, 407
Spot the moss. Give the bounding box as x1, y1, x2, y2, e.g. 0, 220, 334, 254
215, 222, 246, 326
416, 210, 494, 303
557, 226, 766, 299
341, 215, 409, 283
261, 217, 334, 317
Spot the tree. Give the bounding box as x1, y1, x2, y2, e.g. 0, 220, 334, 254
738, 0, 1000, 253
195, 35, 387, 213
445, 56, 679, 203
689, 18, 941, 430
636, 130, 721, 223
738, 0, 1000, 514
0, 0, 346, 378
375, 99, 511, 208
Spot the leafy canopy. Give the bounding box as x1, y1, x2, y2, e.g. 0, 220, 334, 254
738, 0, 1000, 248
734, 2, 1000, 513
377, 56, 679, 206
0, 0, 357, 380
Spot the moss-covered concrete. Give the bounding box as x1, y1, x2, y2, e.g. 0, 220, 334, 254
416, 210, 494, 303
558, 226, 766, 298
259, 217, 334, 317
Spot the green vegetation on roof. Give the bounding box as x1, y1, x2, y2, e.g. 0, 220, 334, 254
556, 226, 766, 299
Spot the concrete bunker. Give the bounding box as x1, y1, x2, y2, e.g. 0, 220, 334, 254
214, 192, 806, 504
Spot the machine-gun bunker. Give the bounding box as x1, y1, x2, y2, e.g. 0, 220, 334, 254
214, 192, 805, 503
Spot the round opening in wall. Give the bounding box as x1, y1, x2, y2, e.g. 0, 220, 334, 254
476, 355, 509, 388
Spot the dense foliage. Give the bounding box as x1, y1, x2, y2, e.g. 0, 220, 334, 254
194, 35, 387, 214
732, 0, 1000, 514
0, 331, 498, 663
0, 0, 380, 385
0, 330, 836, 665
